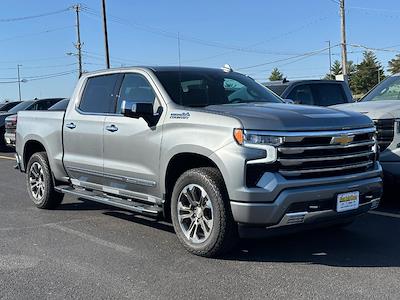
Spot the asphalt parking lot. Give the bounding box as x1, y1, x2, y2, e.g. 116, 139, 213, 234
0, 152, 399, 299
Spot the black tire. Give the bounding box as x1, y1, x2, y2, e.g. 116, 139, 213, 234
171, 167, 237, 257
26, 152, 64, 209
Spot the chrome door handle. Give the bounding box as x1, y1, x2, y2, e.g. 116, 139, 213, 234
66, 122, 76, 129
106, 124, 118, 132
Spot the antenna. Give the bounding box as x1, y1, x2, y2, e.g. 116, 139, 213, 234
177, 32, 183, 105
177, 32, 182, 67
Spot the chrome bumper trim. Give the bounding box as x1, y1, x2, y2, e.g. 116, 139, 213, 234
267, 198, 380, 229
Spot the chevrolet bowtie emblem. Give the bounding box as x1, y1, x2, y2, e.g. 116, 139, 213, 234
330, 135, 355, 145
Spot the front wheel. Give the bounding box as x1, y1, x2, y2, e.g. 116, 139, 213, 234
171, 167, 237, 257
26, 152, 64, 209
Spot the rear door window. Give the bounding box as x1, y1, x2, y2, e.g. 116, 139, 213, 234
79, 74, 121, 114
312, 83, 347, 106
287, 85, 314, 105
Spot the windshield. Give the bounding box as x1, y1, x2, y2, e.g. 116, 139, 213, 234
155, 70, 282, 107
8, 101, 34, 113
0, 102, 20, 111
362, 75, 400, 101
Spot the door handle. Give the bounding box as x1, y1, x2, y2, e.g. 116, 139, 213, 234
106, 124, 118, 132
66, 122, 76, 129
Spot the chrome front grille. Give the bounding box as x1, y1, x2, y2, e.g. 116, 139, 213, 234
374, 119, 394, 151
277, 128, 376, 179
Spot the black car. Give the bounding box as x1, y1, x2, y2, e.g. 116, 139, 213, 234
264, 79, 353, 106
1, 98, 64, 149
0, 101, 22, 112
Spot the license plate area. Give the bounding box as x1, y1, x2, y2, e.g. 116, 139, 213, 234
337, 191, 359, 212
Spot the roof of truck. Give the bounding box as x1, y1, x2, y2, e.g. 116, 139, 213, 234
82, 66, 239, 77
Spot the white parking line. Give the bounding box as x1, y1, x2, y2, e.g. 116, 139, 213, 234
369, 210, 400, 219
0, 155, 15, 161
45, 223, 133, 254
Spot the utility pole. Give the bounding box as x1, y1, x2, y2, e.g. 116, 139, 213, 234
101, 0, 111, 68
340, 0, 348, 79
326, 40, 332, 78
73, 4, 83, 78
17, 64, 22, 101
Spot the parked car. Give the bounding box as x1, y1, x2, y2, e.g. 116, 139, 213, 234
333, 74, 400, 185
2, 98, 64, 148
15, 67, 382, 257
48, 98, 70, 111
0, 101, 22, 112
265, 79, 353, 106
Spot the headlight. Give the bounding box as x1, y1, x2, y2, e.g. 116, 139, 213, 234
233, 129, 283, 164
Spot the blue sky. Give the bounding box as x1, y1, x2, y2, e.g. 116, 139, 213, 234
0, 0, 399, 101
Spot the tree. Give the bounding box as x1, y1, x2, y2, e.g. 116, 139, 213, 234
324, 60, 342, 80
324, 60, 355, 81
352, 51, 385, 95
269, 68, 284, 81
388, 54, 400, 75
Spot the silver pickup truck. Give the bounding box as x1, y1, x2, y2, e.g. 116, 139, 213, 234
15, 66, 382, 257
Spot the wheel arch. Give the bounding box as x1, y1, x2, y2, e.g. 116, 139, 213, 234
163, 152, 228, 220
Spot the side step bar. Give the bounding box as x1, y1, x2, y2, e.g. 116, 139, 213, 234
55, 185, 162, 217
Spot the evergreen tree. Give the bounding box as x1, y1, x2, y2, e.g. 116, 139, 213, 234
324, 60, 355, 81
352, 51, 385, 95
269, 68, 284, 81
388, 54, 400, 75
324, 60, 342, 80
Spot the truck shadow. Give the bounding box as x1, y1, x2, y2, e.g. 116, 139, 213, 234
58, 198, 400, 267
224, 212, 400, 267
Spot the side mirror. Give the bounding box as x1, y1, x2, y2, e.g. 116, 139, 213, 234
121, 100, 154, 118
283, 99, 295, 104
121, 100, 162, 127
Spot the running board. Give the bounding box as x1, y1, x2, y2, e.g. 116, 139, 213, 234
55, 185, 162, 217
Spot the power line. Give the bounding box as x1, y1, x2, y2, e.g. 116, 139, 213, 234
81, 6, 329, 57
0, 56, 70, 64
237, 44, 340, 71
0, 70, 77, 80
0, 7, 71, 22
0, 26, 74, 43
183, 16, 331, 64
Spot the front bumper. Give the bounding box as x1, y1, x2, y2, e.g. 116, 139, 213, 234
230, 175, 382, 232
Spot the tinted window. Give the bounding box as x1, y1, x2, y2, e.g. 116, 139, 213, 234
8, 101, 34, 113
363, 76, 400, 101
49, 99, 69, 111
0, 102, 21, 111
265, 84, 287, 96
287, 85, 314, 105
26, 99, 62, 111
117, 74, 155, 113
79, 74, 120, 113
155, 70, 282, 107
312, 83, 347, 106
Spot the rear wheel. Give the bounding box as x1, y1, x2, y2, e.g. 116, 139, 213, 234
171, 167, 237, 257
26, 152, 64, 209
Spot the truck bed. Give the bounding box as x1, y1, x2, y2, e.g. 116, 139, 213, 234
16, 111, 67, 181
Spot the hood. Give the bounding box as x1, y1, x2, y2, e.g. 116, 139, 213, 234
332, 100, 400, 120
204, 103, 373, 131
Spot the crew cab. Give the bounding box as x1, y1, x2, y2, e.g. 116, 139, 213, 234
15, 66, 382, 257
265, 79, 353, 106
